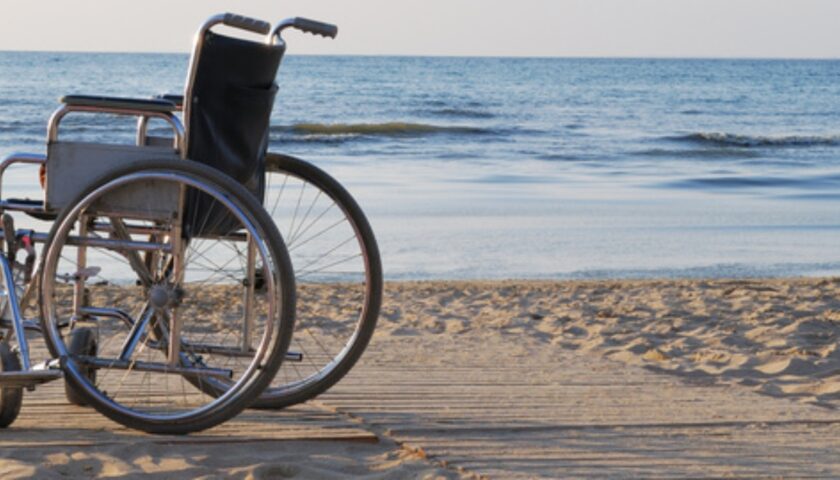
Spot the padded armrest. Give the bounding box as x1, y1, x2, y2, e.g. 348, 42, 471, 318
153, 94, 184, 108
61, 95, 178, 113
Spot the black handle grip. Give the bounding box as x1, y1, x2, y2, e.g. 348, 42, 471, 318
223, 13, 271, 35
292, 17, 338, 39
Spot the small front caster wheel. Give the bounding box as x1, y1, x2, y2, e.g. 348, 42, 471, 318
64, 327, 97, 407
0, 343, 23, 428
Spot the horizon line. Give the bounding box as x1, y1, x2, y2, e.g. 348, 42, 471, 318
1, 49, 839, 62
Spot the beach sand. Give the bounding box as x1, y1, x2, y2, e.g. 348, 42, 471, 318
375, 278, 840, 409
4, 278, 840, 478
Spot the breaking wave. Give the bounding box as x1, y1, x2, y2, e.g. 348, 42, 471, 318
671, 132, 840, 148
272, 122, 494, 137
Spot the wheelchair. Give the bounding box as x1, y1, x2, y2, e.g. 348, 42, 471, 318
0, 13, 382, 434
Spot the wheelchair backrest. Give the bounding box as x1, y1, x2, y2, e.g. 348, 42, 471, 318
184, 30, 284, 203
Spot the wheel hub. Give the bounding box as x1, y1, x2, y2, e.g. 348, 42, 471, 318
149, 285, 173, 309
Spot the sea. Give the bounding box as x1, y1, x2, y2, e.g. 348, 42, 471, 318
1, 53, 840, 280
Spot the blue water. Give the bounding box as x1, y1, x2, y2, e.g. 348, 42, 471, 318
2, 53, 840, 280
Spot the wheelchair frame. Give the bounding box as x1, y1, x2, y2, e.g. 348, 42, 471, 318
0, 12, 348, 434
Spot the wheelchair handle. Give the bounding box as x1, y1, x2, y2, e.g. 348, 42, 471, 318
291, 17, 338, 38
272, 17, 338, 44
223, 13, 272, 36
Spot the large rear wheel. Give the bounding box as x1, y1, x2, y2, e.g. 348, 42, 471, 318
39, 159, 295, 434
251, 154, 382, 408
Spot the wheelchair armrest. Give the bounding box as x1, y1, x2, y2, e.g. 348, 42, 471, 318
152, 94, 184, 109
50, 97, 185, 152
61, 95, 178, 113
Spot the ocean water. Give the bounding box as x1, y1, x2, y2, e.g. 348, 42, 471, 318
1, 53, 840, 280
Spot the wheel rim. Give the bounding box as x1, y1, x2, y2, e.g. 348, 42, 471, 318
262, 162, 375, 398
41, 170, 283, 424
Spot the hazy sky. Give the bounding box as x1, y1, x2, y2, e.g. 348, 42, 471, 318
1, 0, 839, 58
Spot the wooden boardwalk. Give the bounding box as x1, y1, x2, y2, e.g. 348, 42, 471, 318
8, 387, 377, 447
321, 333, 840, 478
5, 332, 840, 478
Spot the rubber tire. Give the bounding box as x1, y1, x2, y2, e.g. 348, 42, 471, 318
0, 343, 23, 428
39, 159, 296, 434
251, 154, 382, 409
64, 327, 96, 407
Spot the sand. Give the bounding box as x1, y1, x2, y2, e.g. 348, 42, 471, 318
374, 278, 840, 409
4, 278, 840, 478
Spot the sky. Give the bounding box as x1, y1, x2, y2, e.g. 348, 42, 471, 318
0, 0, 839, 58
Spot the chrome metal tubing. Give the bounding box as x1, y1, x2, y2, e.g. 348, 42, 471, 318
174, 344, 301, 361
91, 221, 248, 243
72, 215, 89, 321
119, 305, 153, 361
109, 217, 154, 287
182, 15, 225, 159
0, 370, 63, 388
167, 186, 186, 366
0, 232, 172, 253
19, 266, 40, 313
70, 236, 171, 253
0, 229, 171, 253
79, 306, 135, 329
0, 200, 48, 214
48, 105, 186, 153
285, 351, 303, 362
182, 343, 257, 358
269, 18, 296, 48
242, 236, 256, 352
136, 116, 150, 146
0, 153, 46, 201
0, 318, 41, 333
91, 221, 169, 236
73, 355, 233, 379
0, 255, 31, 370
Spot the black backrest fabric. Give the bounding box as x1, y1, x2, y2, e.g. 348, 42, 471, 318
187, 31, 283, 202
184, 31, 283, 237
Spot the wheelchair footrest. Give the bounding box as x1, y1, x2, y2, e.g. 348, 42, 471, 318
0, 369, 63, 388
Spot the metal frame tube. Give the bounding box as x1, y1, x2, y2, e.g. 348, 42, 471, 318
74, 355, 233, 379
48, 105, 185, 153
109, 217, 154, 287
0, 229, 171, 253
71, 214, 89, 322
242, 235, 256, 352
136, 116, 150, 146
167, 186, 186, 366
119, 304, 154, 361
269, 18, 296, 48
1, 255, 30, 370
80, 306, 135, 328
0, 153, 46, 202
90, 221, 247, 243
